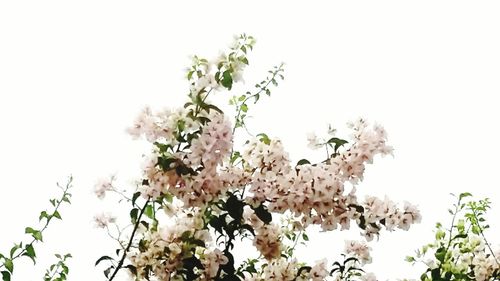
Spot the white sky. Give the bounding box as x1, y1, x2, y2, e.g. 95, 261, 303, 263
1, 1, 500, 280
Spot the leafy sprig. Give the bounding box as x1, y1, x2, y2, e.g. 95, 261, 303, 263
43, 253, 72, 281
0, 177, 73, 281
406, 193, 499, 280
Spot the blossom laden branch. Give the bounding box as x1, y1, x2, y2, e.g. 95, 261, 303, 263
95, 34, 421, 281
96, 200, 150, 280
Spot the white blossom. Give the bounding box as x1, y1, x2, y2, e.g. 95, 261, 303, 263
93, 212, 116, 228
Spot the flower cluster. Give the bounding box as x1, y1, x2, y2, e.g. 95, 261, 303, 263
94, 35, 424, 281
136, 111, 234, 207
244, 207, 283, 260
127, 107, 199, 144
94, 175, 115, 199
93, 212, 116, 229
239, 121, 420, 240
128, 210, 212, 280
344, 240, 372, 265
242, 257, 378, 281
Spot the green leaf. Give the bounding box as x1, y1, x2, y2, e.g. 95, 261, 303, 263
472, 225, 480, 235
452, 233, 467, 240
241, 104, 248, 113
1, 271, 10, 281
431, 268, 441, 279
253, 93, 260, 103
405, 256, 416, 263
33, 232, 43, 242
302, 233, 309, 241
53, 210, 62, 220
62, 263, 69, 274
206, 104, 223, 114
256, 133, 271, 145
25, 227, 43, 242
209, 216, 224, 235
125, 264, 137, 275
62, 196, 71, 204
221, 70, 233, 90
39, 211, 49, 222
23, 244, 36, 265
348, 204, 365, 214
163, 192, 173, 203
4, 259, 13, 273
132, 191, 141, 206
434, 247, 446, 263
157, 157, 177, 171
296, 159, 311, 166
327, 137, 348, 152
95, 256, 114, 266
459, 192, 472, 200
9, 244, 21, 258
253, 204, 272, 224
154, 142, 172, 153
230, 151, 241, 164
145, 205, 154, 220
130, 208, 139, 224
240, 224, 255, 236
225, 194, 245, 221
435, 229, 446, 240
343, 257, 359, 266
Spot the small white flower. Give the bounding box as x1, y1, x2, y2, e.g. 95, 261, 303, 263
327, 124, 337, 136
344, 240, 372, 264
306, 132, 322, 150
361, 272, 378, 281
168, 243, 182, 256
93, 212, 116, 228
93, 175, 115, 199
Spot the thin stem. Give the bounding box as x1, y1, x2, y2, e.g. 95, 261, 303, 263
108, 200, 150, 280
445, 197, 461, 251
105, 225, 126, 251
112, 187, 140, 209
194, 88, 213, 116
229, 64, 284, 161
471, 208, 500, 266
231, 65, 282, 136
288, 229, 303, 260
46, 261, 62, 280
0, 177, 73, 270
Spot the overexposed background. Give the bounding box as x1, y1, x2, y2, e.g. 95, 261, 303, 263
1, 1, 500, 280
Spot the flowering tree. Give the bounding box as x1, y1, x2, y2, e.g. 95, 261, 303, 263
93, 34, 424, 281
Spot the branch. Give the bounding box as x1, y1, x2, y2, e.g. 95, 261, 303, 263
108, 200, 149, 280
